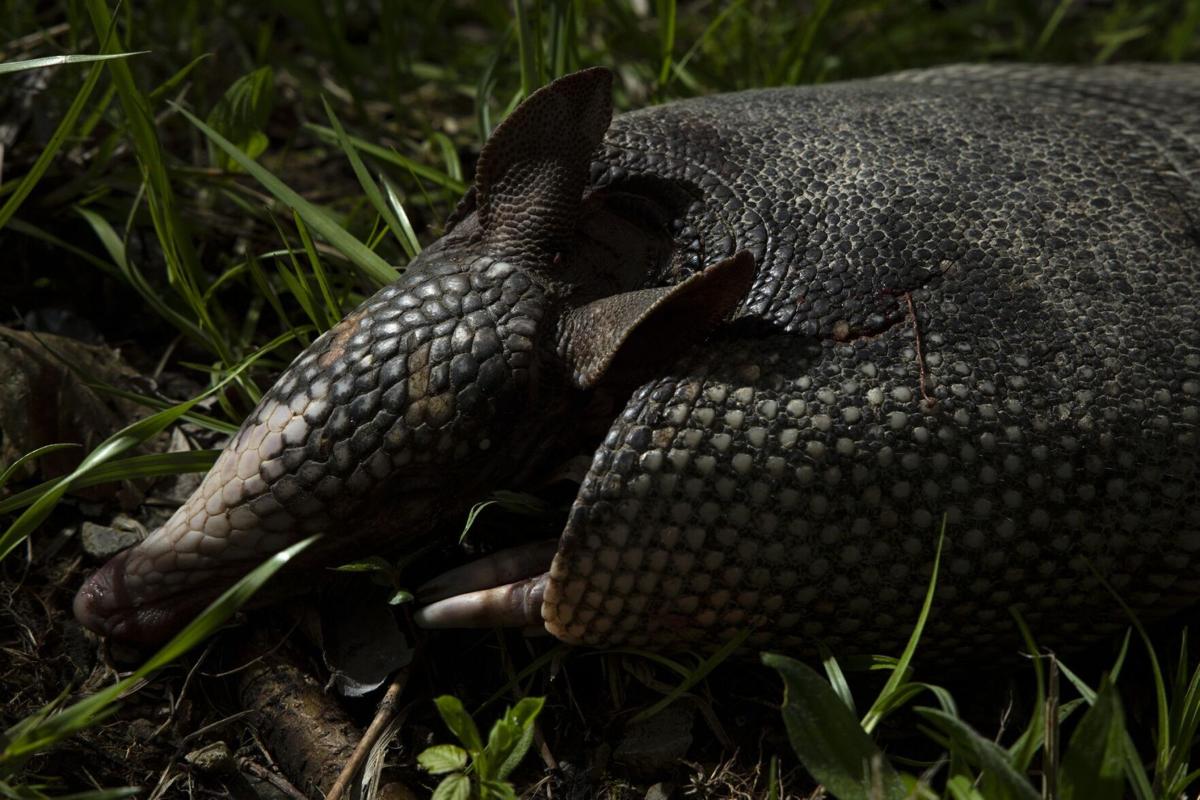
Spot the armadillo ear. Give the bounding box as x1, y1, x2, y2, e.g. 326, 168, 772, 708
558, 251, 757, 390
475, 67, 614, 264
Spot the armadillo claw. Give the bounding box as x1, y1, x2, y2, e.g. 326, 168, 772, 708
417, 539, 560, 603
414, 573, 550, 629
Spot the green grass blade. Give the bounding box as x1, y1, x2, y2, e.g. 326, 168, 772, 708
174, 106, 399, 286
0, 535, 317, 765
206, 66, 274, 171
0, 337, 270, 562
629, 628, 750, 724
0, 450, 218, 516
291, 211, 342, 328
320, 95, 415, 261
0, 51, 146, 74
86, 384, 240, 434
84, 0, 211, 329
1032, 0, 1075, 56
431, 131, 463, 185
303, 124, 467, 194
1006, 608, 1046, 772
763, 653, 906, 800
782, 0, 832, 84
656, 0, 677, 86
861, 516, 946, 733
381, 175, 423, 259
1166, 0, 1200, 61
4, 218, 122, 279
944, 774, 987, 800
818, 642, 856, 715
668, 0, 746, 89
459, 500, 498, 544
76, 207, 209, 348
0, 405, 196, 562
1087, 565, 1172, 785
0, 58, 110, 230
0, 443, 79, 492
513, 0, 540, 97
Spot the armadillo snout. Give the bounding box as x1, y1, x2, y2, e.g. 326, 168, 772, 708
73, 549, 217, 643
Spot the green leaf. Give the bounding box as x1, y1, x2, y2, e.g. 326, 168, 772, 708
418, 744, 468, 775
479, 779, 518, 800
174, 105, 400, 287
762, 653, 906, 800
1058, 677, 1126, 800
483, 718, 517, 779
207, 66, 275, 171
431, 772, 470, 800
434, 696, 484, 752
388, 589, 414, 605
506, 697, 545, 731
0, 51, 147, 74
915, 708, 1040, 800
491, 697, 543, 780
494, 721, 536, 781
331, 556, 395, 573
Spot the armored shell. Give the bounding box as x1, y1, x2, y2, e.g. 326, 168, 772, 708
76, 65, 1200, 659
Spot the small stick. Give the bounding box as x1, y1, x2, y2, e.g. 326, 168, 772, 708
903, 291, 936, 407
325, 667, 411, 800
239, 758, 310, 800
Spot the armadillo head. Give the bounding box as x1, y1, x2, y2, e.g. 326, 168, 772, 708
74, 67, 755, 644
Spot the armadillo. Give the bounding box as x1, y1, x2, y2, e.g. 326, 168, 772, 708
74, 65, 1200, 659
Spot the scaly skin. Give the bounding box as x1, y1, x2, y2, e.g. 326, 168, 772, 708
77, 65, 1199, 657
541, 64, 1200, 656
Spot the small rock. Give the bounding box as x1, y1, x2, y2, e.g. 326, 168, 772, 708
644, 782, 675, 800
613, 705, 694, 775
80, 514, 146, 558
186, 742, 236, 775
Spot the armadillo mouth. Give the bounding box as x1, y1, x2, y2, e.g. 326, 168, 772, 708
73, 550, 226, 645
413, 539, 559, 630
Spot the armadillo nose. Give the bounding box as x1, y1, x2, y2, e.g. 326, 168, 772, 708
74, 549, 213, 644
73, 549, 133, 636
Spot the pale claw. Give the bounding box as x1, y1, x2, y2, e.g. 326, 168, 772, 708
414, 573, 550, 629
417, 539, 559, 603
